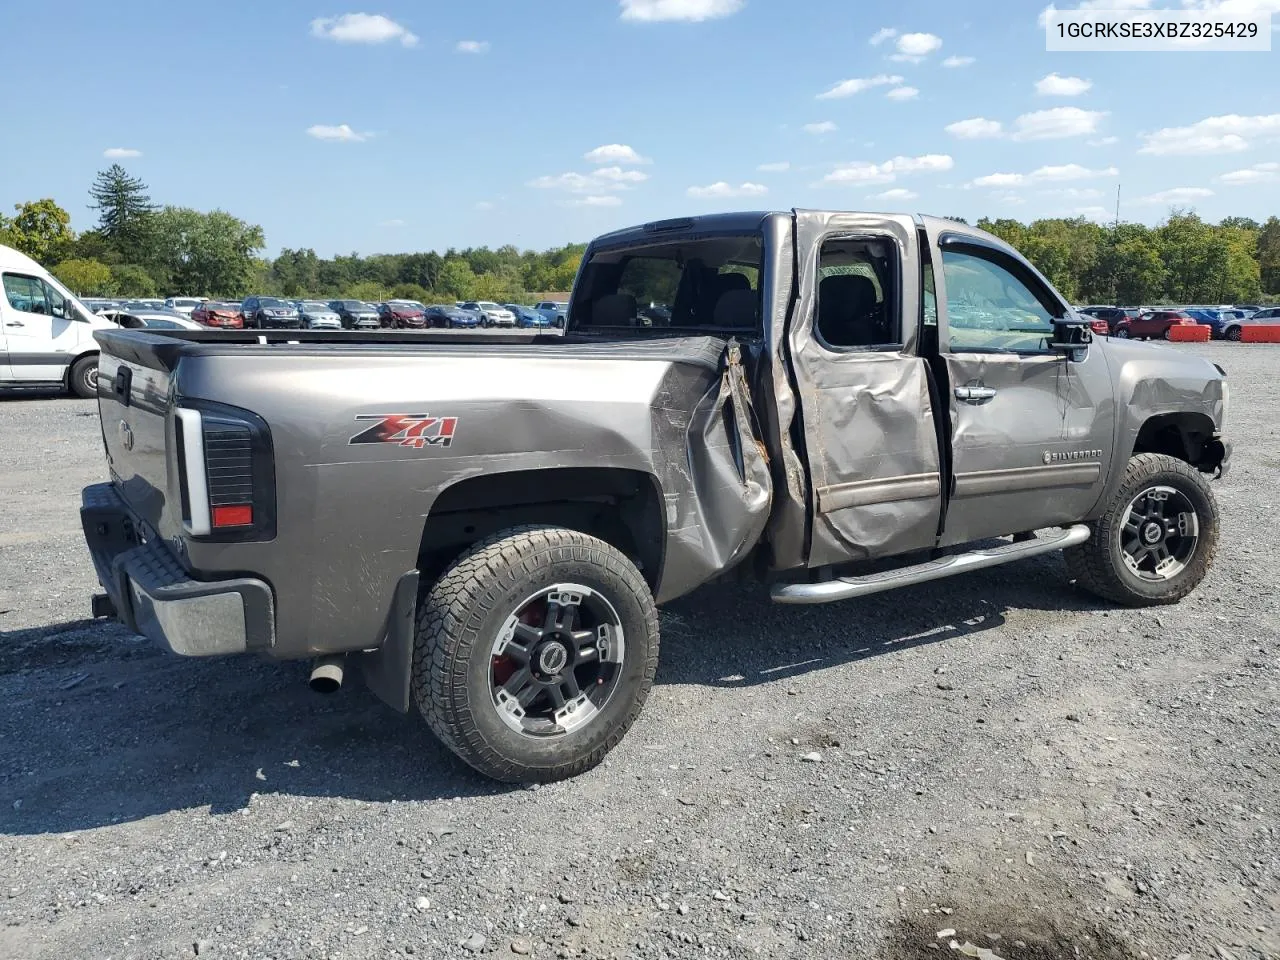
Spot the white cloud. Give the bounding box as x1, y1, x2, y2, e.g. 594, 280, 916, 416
869, 27, 898, 45
529, 166, 648, 194
1043, 187, 1105, 199
941, 55, 975, 67
817, 74, 903, 100
306, 124, 370, 142
872, 188, 918, 201
310, 13, 418, 47
1088, 136, 1119, 146
1218, 161, 1280, 185
455, 40, 490, 53
1013, 107, 1106, 140
619, 0, 744, 21
757, 161, 790, 172
889, 32, 942, 61
103, 147, 142, 159
1134, 187, 1214, 205
1035, 73, 1092, 96
592, 166, 650, 184
583, 143, 650, 165
379, 218, 405, 227
576, 195, 624, 207
826, 154, 953, 185
687, 181, 769, 198
1073, 205, 1113, 221
967, 163, 1116, 189
886, 86, 919, 101
804, 121, 838, 135
1139, 114, 1280, 155
1038, 0, 1153, 29
945, 117, 1003, 139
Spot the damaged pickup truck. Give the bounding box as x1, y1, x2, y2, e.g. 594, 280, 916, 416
81, 211, 1230, 782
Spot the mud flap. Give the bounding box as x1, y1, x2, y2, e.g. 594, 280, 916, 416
686, 340, 774, 572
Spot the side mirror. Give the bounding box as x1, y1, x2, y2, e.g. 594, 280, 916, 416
1050, 317, 1092, 362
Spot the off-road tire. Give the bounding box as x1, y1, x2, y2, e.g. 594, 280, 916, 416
69, 355, 99, 399
412, 525, 660, 782
1065, 453, 1218, 606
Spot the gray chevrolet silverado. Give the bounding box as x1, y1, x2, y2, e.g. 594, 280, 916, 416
81, 210, 1230, 782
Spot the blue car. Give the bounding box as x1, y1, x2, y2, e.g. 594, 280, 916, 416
425, 304, 482, 328
504, 304, 553, 328
1184, 308, 1226, 338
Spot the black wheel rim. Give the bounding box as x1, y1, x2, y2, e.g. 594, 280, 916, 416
1118, 485, 1199, 582
489, 583, 625, 737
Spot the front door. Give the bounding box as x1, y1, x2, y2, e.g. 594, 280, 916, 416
0, 271, 81, 382
923, 227, 1113, 546
790, 212, 944, 567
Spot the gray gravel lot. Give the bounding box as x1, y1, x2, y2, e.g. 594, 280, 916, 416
1, 343, 1276, 960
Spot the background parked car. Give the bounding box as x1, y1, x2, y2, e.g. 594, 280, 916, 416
377, 300, 427, 328
164, 296, 207, 317
504, 303, 553, 328
295, 300, 343, 329
81, 297, 121, 314
192, 301, 246, 328
101, 308, 202, 330
1078, 306, 1128, 334
534, 300, 568, 327
424, 304, 481, 328
328, 299, 381, 330
121, 299, 168, 312
1184, 308, 1227, 339
1114, 310, 1198, 340
462, 301, 516, 327
1222, 306, 1280, 341
241, 296, 301, 329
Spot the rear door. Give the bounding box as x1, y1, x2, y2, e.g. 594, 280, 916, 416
789, 211, 944, 567
922, 223, 1113, 545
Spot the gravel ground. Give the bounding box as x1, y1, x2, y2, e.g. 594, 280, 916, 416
1, 343, 1276, 960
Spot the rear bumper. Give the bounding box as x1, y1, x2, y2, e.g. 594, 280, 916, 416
80, 483, 275, 656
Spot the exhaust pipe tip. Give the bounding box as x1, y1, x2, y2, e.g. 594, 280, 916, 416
309, 656, 345, 694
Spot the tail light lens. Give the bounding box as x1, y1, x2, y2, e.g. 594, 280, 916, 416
174, 402, 276, 541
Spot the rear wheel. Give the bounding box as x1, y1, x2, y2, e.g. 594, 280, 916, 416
69, 355, 98, 399
1114, 327, 1130, 339
1065, 453, 1218, 606
1226, 326, 1242, 342
413, 525, 659, 782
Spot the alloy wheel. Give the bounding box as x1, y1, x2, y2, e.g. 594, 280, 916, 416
1117, 485, 1199, 582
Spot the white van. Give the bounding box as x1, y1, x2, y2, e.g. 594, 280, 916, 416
1, 243, 114, 397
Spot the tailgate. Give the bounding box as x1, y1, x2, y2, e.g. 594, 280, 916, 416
95, 334, 180, 538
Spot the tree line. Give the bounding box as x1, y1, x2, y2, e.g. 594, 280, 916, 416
1, 165, 1276, 306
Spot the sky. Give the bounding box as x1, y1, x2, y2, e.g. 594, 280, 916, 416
2, 0, 1277, 257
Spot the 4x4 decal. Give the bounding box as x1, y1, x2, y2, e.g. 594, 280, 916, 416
349, 414, 458, 449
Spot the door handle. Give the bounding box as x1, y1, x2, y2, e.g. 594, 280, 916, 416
5, 321, 24, 327
955, 385, 997, 402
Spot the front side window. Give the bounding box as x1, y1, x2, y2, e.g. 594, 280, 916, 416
941, 248, 1059, 353
572, 235, 762, 334
3, 273, 76, 320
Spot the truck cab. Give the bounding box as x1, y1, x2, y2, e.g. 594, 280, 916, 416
0, 244, 112, 396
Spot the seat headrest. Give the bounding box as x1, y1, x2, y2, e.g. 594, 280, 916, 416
713, 288, 758, 329
820, 273, 877, 310
592, 293, 637, 326
718, 271, 751, 293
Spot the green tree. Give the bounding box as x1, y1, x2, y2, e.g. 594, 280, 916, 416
54, 258, 114, 295
391, 282, 430, 302
4, 199, 74, 264
1158, 212, 1225, 303
150, 206, 265, 296
109, 264, 158, 298
345, 280, 387, 302
89, 164, 156, 260
1258, 216, 1280, 295
272, 247, 321, 296
437, 258, 477, 299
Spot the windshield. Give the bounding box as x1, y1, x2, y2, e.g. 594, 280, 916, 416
302, 301, 330, 311
260, 298, 286, 308
570, 234, 763, 335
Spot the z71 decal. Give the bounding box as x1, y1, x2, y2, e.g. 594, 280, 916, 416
349, 414, 459, 449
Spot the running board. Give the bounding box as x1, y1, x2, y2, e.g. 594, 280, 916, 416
770, 524, 1091, 605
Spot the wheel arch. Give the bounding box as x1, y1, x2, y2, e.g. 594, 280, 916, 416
415, 466, 666, 593
66, 349, 100, 392
1131, 411, 1223, 473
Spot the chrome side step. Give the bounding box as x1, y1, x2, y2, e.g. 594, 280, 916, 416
770, 524, 1091, 605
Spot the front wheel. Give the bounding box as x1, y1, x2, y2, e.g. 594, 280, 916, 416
413, 525, 659, 782
1065, 453, 1218, 606
1114, 327, 1130, 339
1226, 326, 1242, 342
69, 355, 99, 399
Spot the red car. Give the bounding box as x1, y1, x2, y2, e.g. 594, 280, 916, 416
192, 301, 246, 329
1114, 310, 1198, 341
377, 301, 427, 328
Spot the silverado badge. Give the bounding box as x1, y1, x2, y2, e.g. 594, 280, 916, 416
1043, 448, 1103, 464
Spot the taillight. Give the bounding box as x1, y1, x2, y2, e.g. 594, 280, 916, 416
174, 402, 276, 541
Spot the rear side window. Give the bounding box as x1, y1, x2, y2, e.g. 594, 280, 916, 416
815, 237, 899, 349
